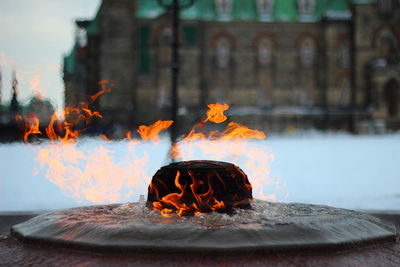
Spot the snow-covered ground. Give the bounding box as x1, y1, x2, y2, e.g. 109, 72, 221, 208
1, 133, 399, 212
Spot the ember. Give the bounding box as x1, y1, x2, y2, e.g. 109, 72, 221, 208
147, 160, 253, 216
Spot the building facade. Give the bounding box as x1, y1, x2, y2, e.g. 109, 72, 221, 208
63, 0, 400, 135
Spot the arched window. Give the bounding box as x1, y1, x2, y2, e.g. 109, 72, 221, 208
216, 37, 231, 69
216, 0, 232, 19
296, 35, 317, 105
383, 78, 399, 117
378, 0, 394, 16
376, 28, 398, 61
257, 0, 274, 21
299, 37, 315, 68
298, 0, 315, 14
156, 27, 173, 108
257, 38, 273, 67
339, 78, 351, 106
338, 39, 350, 69
157, 27, 172, 66
76, 28, 87, 47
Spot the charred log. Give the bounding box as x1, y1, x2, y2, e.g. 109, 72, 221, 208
146, 160, 253, 216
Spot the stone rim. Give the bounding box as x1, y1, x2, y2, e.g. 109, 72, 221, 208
11, 202, 397, 254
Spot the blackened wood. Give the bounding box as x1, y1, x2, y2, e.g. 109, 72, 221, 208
146, 160, 253, 214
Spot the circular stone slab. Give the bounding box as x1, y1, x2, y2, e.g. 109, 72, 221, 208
11, 201, 397, 253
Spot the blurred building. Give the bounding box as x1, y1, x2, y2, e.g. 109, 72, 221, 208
0, 70, 55, 142
63, 0, 400, 134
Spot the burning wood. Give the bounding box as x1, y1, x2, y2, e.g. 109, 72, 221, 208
147, 160, 253, 216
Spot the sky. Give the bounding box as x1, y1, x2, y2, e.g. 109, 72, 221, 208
0, 0, 101, 111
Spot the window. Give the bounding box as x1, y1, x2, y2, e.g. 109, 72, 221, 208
339, 78, 351, 106
216, 0, 232, 20
216, 37, 231, 69
158, 28, 172, 66
76, 28, 87, 47
257, 38, 273, 67
182, 25, 198, 46
298, 0, 315, 15
300, 37, 315, 68
138, 25, 151, 74
378, 0, 394, 15
159, 28, 172, 45
376, 28, 398, 61
257, 0, 274, 21
339, 40, 350, 69
156, 27, 173, 108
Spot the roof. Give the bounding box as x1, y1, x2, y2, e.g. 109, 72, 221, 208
134, 0, 371, 22
63, 45, 76, 74
86, 13, 99, 36
65, 0, 376, 74
83, 0, 377, 37
351, 0, 377, 3
325, 0, 352, 20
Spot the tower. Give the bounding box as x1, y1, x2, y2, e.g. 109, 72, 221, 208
97, 0, 137, 129
10, 70, 20, 114
0, 65, 2, 105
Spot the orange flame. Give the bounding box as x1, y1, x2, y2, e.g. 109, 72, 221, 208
205, 103, 229, 123
179, 105, 265, 144
150, 170, 228, 217
99, 134, 110, 141
219, 122, 266, 140
45, 114, 59, 141
20, 82, 283, 212
89, 80, 114, 104
160, 103, 282, 215
22, 113, 42, 142
169, 142, 181, 159
137, 120, 173, 143
17, 80, 113, 144
37, 143, 150, 203
125, 131, 132, 140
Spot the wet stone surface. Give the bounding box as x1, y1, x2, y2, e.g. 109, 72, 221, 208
11, 200, 397, 253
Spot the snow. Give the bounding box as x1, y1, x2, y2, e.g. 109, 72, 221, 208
269, 133, 400, 210
1, 133, 400, 212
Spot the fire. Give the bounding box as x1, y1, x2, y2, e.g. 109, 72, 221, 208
45, 114, 59, 141
19, 80, 114, 143
205, 103, 229, 123
18, 81, 171, 204
137, 120, 173, 143
99, 134, 110, 141
147, 160, 254, 217
148, 104, 273, 217
89, 80, 114, 103
152, 169, 228, 217
37, 143, 151, 203
161, 103, 282, 215
180, 104, 265, 143
20, 85, 284, 213
16, 113, 42, 142
153, 171, 187, 216
149, 167, 226, 217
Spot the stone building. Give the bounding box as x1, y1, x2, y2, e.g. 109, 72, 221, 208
63, 0, 400, 134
